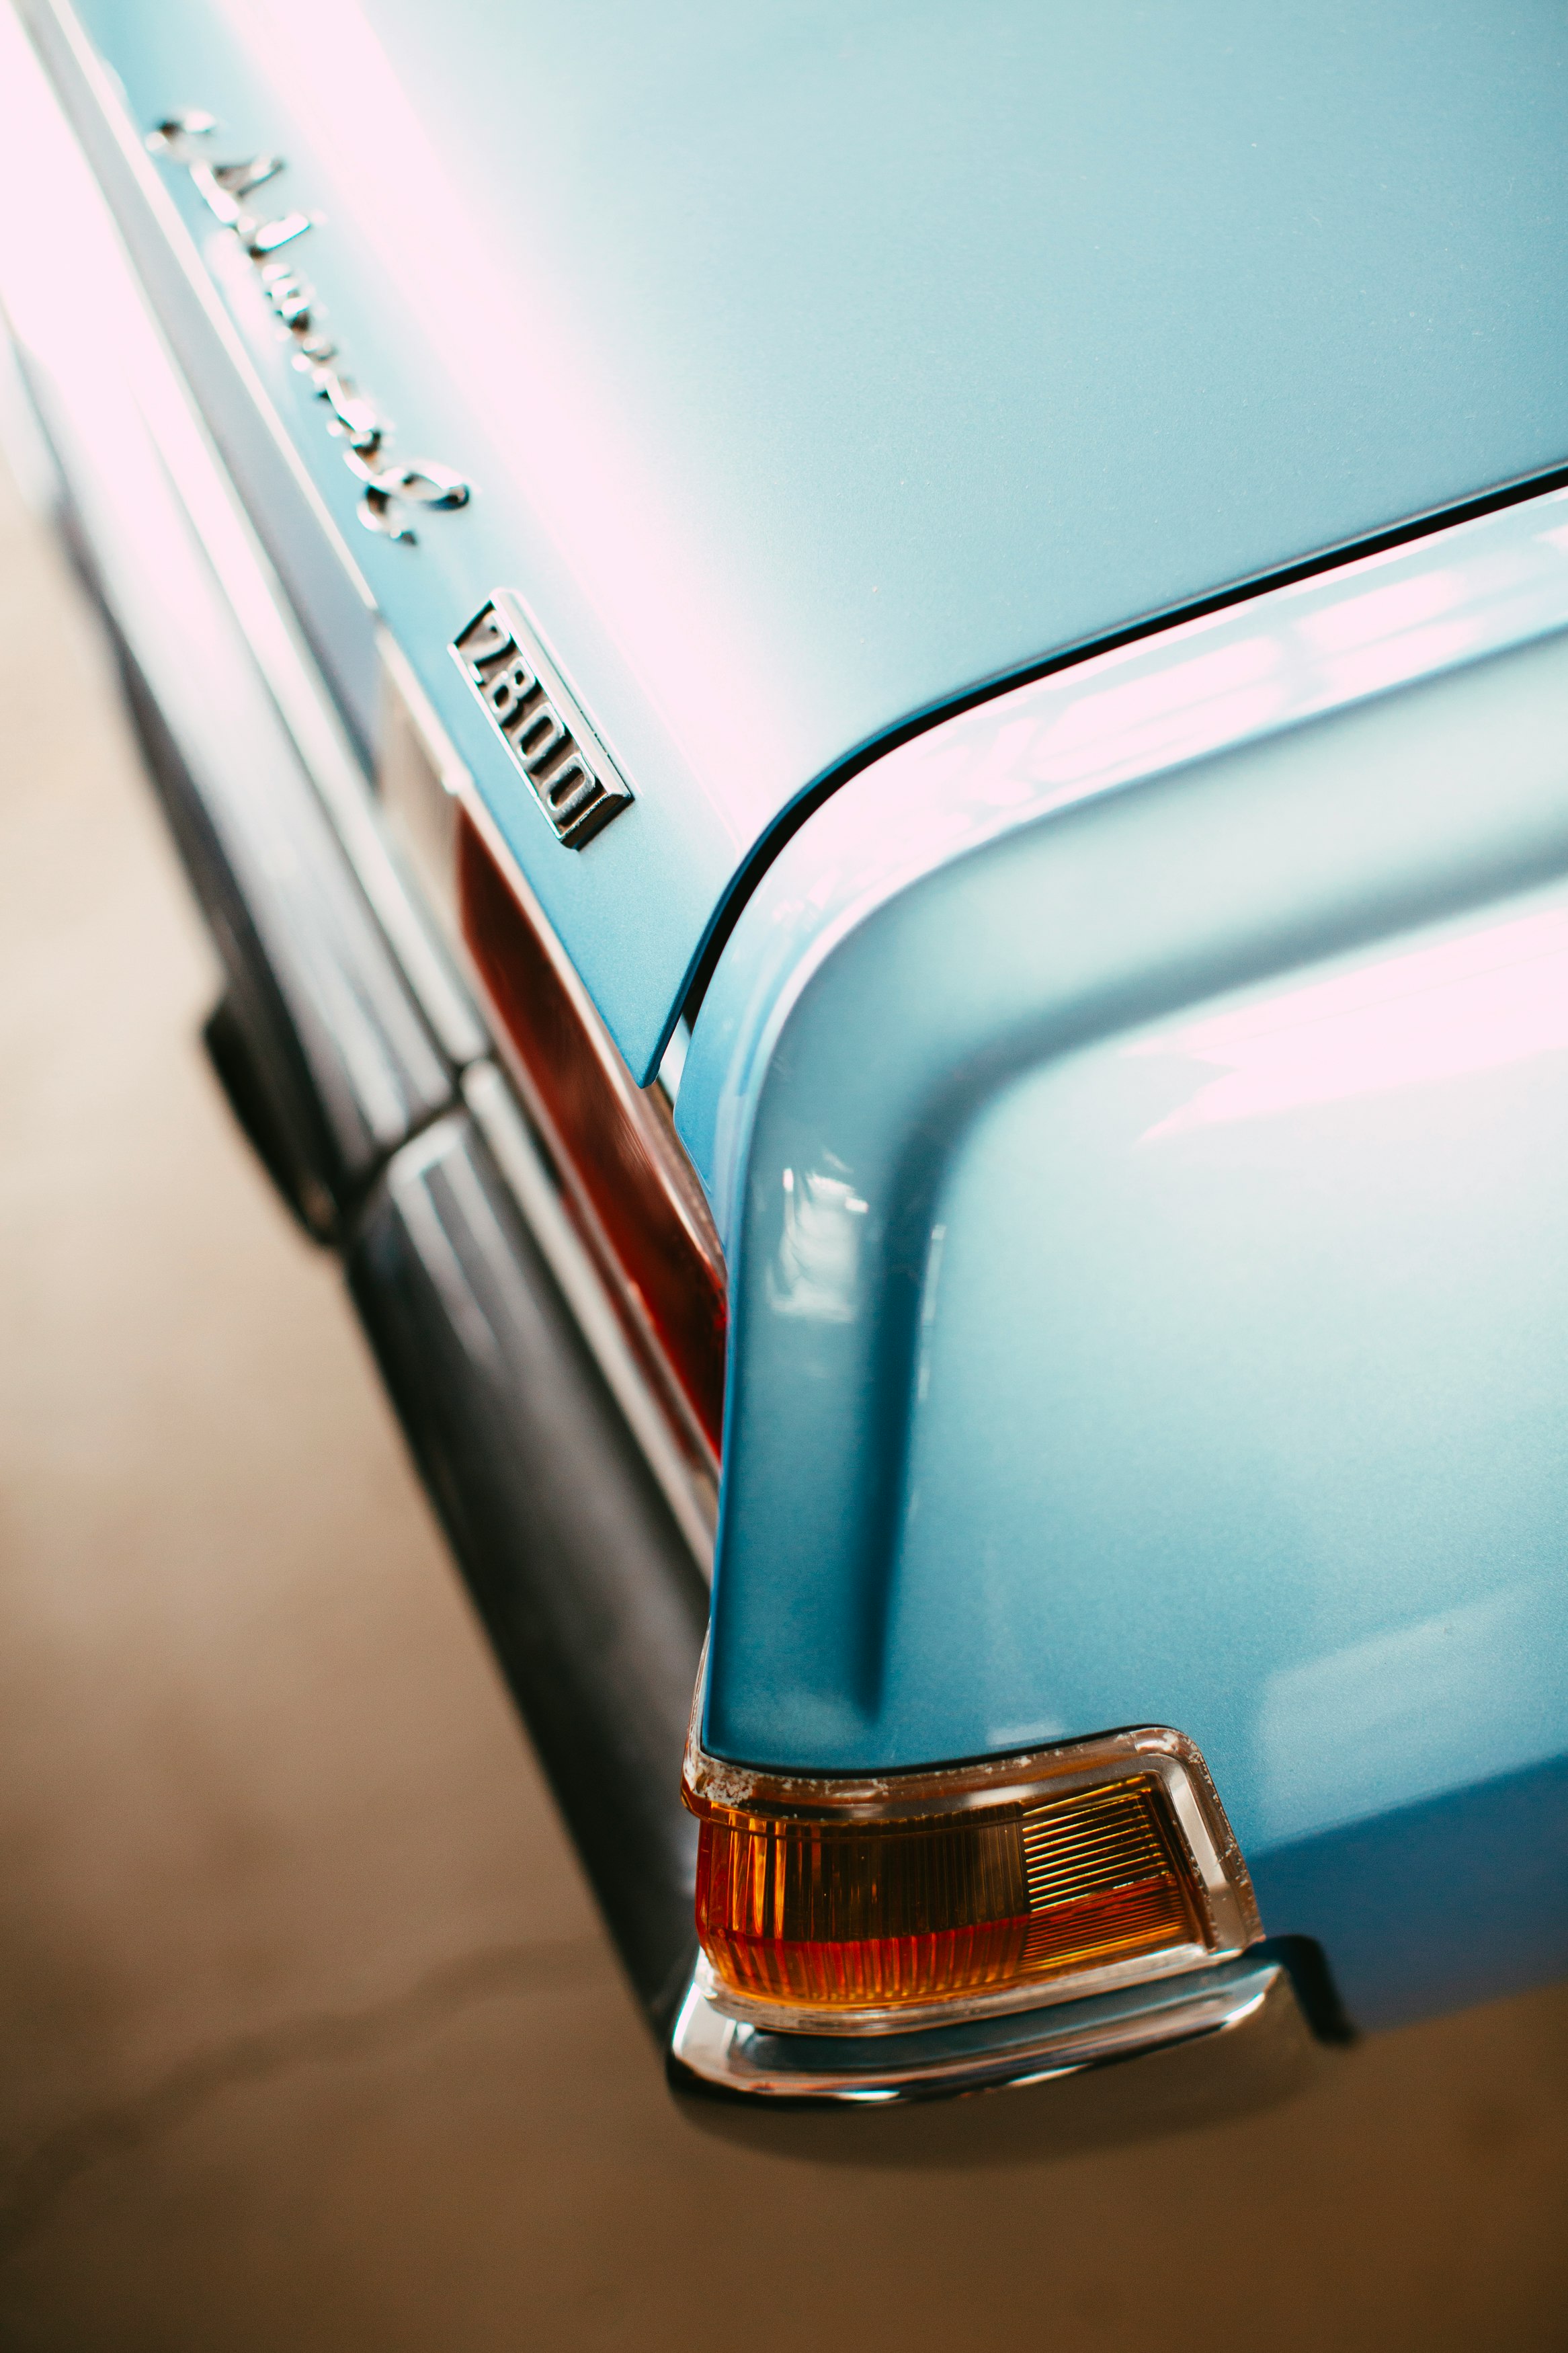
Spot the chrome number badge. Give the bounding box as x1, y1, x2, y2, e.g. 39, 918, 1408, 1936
451, 596, 633, 850
147, 112, 470, 547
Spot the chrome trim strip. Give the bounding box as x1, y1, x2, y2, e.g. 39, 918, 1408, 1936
669, 1950, 1296, 2103
690, 475, 1568, 1259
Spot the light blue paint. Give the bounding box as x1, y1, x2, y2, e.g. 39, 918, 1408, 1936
1254, 1757, 1568, 2031
1253, 1585, 1565, 1848
683, 497, 1568, 2024
875, 918, 1568, 1832
56, 0, 1568, 1075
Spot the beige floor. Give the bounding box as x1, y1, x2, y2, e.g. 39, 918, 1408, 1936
0, 449, 1565, 2353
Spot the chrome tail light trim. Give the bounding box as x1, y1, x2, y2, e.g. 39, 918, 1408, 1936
669, 1947, 1302, 2106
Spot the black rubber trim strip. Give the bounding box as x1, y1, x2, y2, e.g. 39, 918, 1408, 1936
201, 992, 336, 1242
347, 1111, 708, 2030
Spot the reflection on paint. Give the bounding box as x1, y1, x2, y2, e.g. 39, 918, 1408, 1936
1317, 618, 1483, 704
1020, 635, 1284, 791
1296, 568, 1463, 654
1255, 1585, 1565, 1845
717, 489, 1568, 1023
1132, 906, 1568, 1142
913, 1221, 947, 1404
768, 1165, 868, 1322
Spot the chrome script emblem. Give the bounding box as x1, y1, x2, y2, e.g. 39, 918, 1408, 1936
147, 112, 470, 546
451, 596, 634, 849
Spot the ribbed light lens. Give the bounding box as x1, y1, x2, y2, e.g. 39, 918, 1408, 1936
376, 653, 725, 1478
688, 1773, 1210, 2018
456, 808, 727, 1452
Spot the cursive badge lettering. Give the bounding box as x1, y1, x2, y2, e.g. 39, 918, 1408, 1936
147, 112, 470, 546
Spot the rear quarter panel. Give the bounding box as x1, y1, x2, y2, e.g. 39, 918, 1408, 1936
680, 508, 1568, 2029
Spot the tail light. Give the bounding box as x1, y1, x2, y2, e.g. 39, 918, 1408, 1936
456, 809, 726, 1451
376, 645, 727, 1473
682, 1728, 1260, 2030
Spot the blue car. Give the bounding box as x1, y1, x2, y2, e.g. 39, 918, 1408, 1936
3, 0, 1565, 2124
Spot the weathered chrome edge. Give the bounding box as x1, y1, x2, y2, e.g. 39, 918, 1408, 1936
668, 1951, 1298, 2104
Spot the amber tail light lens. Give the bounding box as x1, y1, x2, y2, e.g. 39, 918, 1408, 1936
682, 1731, 1260, 2029
456, 807, 727, 1453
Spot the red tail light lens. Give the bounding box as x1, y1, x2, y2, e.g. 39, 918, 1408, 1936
456, 808, 726, 1453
